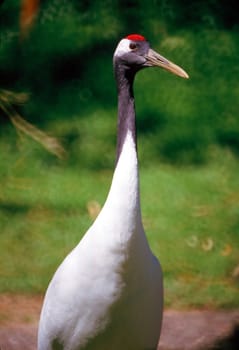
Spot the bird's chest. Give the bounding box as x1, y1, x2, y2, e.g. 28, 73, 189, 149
53, 132, 152, 347
56, 230, 149, 349
66, 233, 151, 349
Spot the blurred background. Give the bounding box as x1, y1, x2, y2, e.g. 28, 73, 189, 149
0, 0, 239, 308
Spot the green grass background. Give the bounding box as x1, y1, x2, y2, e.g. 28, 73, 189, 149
0, 0, 239, 309
1, 122, 239, 308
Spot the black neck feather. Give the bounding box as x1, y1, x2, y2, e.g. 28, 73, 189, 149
115, 65, 137, 163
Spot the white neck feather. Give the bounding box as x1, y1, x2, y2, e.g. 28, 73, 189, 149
109, 130, 140, 213
97, 130, 143, 243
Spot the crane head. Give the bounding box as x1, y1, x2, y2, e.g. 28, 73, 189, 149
114, 34, 189, 79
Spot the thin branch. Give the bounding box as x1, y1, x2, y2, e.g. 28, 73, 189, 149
0, 89, 67, 160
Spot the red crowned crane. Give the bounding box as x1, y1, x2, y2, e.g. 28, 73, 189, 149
38, 34, 188, 350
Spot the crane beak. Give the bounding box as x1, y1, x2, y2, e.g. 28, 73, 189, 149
145, 48, 189, 79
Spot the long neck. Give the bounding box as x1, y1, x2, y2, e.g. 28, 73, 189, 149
115, 67, 137, 162
94, 64, 144, 245
105, 65, 142, 233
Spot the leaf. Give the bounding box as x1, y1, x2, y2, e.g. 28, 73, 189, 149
201, 237, 214, 252
221, 244, 232, 257
20, 0, 40, 39
186, 235, 198, 248
232, 265, 239, 279
0, 89, 67, 159
87, 200, 101, 220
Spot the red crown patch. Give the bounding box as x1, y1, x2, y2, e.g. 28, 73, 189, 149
125, 34, 146, 41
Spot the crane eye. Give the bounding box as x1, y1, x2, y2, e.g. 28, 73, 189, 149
129, 42, 137, 50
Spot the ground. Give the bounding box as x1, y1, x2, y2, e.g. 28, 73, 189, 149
0, 294, 239, 350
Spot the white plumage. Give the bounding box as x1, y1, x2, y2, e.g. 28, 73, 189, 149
38, 34, 188, 350
38, 131, 162, 349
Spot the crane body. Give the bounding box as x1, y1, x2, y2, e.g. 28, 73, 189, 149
38, 34, 188, 350
39, 130, 162, 350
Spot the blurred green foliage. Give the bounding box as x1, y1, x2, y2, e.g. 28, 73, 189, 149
1, 1, 239, 307
0, 0, 239, 166
1, 137, 239, 307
